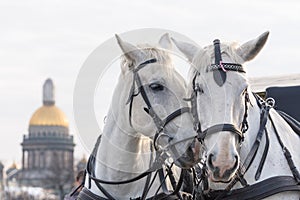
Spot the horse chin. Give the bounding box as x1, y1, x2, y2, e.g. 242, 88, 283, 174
174, 151, 201, 169
208, 171, 234, 183
174, 157, 195, 169
171, 139, 202, 168
209, 177, 232, 183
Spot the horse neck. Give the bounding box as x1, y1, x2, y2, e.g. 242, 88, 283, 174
238, 91, 300, 186
88, 75, 158, 198
96, 110, 152, 177
239, 92, 261, 155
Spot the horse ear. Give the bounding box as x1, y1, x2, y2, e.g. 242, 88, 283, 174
171, 38, 198, 62
115, 34, 146, 65
159, 33, 172, 50
236, 31, 269, 62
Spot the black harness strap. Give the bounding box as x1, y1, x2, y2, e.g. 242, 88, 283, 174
162, 107, 190, 129
127, 58, 158, 127
82, 140, 180, 200
213, 39, 222, 65
200, 94, 300, 200
78, 187, 109, 200
212, 39, 227, 86
78, 58, 195, 199
156, 167, 187, 200
141, 145, 155, 200
93, 178, 115, 200
158, 168, 170, 195
172, 169, 188, 199
211, 96, 275, 199
240, 96, 272, 175
78, 186, 182, 200
255, 127, 270, 180
86, 151, 166, 185
277, 110, 300, 135
206, 176, 300, 200
82, 135, 164, 200
127, 58, 191, 150
183, 74, 202, 134
208, 63, 246, 73
240, 89, 250, 134
128, 58, 188, 131
198, 124, 243, 142
153, 107, 190, 150
269, 114, 300, 183
191, 38, 300, 199
189, 54, 248, 144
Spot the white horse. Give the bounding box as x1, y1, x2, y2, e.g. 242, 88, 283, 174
172, 32, 300, 199
78, 34, 201, 199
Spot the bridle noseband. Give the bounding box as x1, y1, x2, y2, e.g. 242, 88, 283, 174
189, 39, 249, 143
126, 58, 191, 150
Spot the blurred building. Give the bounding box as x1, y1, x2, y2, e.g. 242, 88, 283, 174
76, 155, 87, 174
0, 161, 3, 188
20, 78, 75, 192
6, 162, 19, 187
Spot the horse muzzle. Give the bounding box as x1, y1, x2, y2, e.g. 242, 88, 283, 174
207, 151, 239, 182
174, 138, 202, 169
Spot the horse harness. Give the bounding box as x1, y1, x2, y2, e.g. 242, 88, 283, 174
76, 58, 195, 200
76, 135, 188, 200
126, 58, 190, 150
188, 39, 249, 144
189, 39, 300, 199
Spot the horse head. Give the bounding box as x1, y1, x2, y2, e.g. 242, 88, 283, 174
172, 32, 269, 182
115, 33, 202, 169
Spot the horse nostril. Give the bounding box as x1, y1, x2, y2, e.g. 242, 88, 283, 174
233, 155, 239, 170
207, 153, 239, 180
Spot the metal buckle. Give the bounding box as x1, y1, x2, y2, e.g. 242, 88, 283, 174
266, 97, 275, 108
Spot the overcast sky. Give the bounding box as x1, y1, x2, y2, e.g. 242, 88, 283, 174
1, 0, 300, 169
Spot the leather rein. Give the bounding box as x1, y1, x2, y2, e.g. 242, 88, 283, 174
188, 39, 249, 144
189, 39, 300, 199
77, 135, 187, 200
77, 58, 196, 200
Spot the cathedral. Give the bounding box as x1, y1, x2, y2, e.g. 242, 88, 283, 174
20, 78, 75, 190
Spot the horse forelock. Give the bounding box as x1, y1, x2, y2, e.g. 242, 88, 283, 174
120, 44, 172, 71
188, 42, 248, 95
190, 42, 245, 75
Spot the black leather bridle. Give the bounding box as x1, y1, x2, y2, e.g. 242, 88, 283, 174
189, 39, 249, 144
77, 58, 197, 200
189, 39, 300, 199
126, 58, 191, 150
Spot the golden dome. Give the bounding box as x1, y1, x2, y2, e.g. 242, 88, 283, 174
29, 105, 69, 127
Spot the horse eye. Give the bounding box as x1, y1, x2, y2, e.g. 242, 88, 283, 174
149, 83, 164, 91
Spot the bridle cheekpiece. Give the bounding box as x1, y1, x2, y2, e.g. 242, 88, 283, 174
189, 39, 249, 144
126, 58, 191, 150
